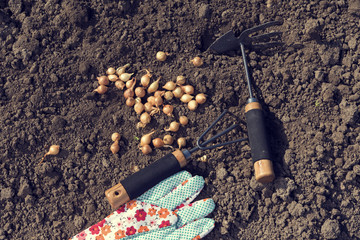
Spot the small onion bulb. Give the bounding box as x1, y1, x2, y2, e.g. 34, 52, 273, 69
148, 77, 161, 94
163, 105, 174, 117
106, 67, 116, 75
163, 81, 176, 91
110, 141, 120, 154
147, 96, 155, 106
39, 145, 60, 164
176, 75, 186, 85
97, 76, 109, 85
144, 102, 154, 112
195, 93, 207, 104
179, 116, 188, 125
177, 138, 186, 149
134, 102, 145, 115
165, 121, 180, 132
140, 69, 152, 87
188, 100, 198, 111
124, 79, 136, 99
111, 132, 121, 141
108, 74, 118, 82
93, 85, 108, 94
154, 96, 163, 107
156, 51, 169, 61
115, 80, 125, 90
141, 144, 152, 155
140, 112, 151, 125
181, 85, 194, 95
163, 135, 174, 145
126, 97, 136, 107
116, 63, 130, 76
172, 87, 184, 98
140, 130, 156, 146
126, 78, 135, 89
180, 94, 194, 103
120, 73, 134, 82
164, 91, 174, 100
152, 138, 164, 148
154, 91, 165, 97
191, 56, 203, 67
135, 87, 146, 98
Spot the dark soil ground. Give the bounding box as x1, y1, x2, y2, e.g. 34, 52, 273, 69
1, 0, 360, 239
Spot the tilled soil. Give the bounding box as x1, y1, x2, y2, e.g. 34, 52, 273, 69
1, 0, 360, 239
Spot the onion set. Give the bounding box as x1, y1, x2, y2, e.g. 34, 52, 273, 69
191, 56, 203, 67
140, 130, 156, 146
97, 76, 109, 85
39, 145, 60, 164
165, 121, 180, 132
140, 69, 152, 87
156, 51, 169, 61
93, 85, 108, 94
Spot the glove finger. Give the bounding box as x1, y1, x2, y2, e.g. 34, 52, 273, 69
165, 218, 215, 240
157, 175, 204, 210
175, 198, 215, 228
138, 171, 192, 202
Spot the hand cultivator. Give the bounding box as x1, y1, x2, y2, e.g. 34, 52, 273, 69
208, 20, 283, 183
106, 21, 283, 210
106, 110, 247, 210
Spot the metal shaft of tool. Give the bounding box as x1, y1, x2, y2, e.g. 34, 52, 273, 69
240, 43, 254, 100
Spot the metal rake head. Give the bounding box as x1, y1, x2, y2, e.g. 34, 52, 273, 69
208, 20, 283, 54
239, 20, 283, 50
195, 110, 247, 151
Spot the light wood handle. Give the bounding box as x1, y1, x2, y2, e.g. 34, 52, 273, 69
254, 159, 275, 183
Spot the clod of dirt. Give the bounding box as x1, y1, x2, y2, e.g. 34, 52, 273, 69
343, 145, 360, 169
331, 131, 345, 145
321, 83, 337, 102
318, 45, 340, 66
321, 219, 341, 239
274, 177, 297, 201
8, 0, 22, 15
17, 179, 32, 198
304, 18, 324, 40
315, 171, 333, 187
73, 215, 85, 229
339, 100, 359, 125
1, 187, 14, 200
198, 4, 210, 19
328, 65, 343, 85
216, 167, 228, 180
348, 0, 360, 13
287, 201, 305, 217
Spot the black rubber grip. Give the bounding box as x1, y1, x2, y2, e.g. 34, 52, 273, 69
245, 108, 271, 163
121, 153, 182, 199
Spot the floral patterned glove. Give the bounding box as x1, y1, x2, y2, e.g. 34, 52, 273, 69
71, 171, 215, 240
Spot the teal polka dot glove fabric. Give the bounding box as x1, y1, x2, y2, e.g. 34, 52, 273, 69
71, 171, 215, 240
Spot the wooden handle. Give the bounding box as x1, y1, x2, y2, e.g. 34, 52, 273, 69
254, 159, 275, 183
105, 183, 130, 209
245, 101, 275, 183
105, 150, 187, 209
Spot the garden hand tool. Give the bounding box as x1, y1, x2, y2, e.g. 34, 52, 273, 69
106, 110, 246, 210
72, 171, 215, 240
208, 20, 283, 184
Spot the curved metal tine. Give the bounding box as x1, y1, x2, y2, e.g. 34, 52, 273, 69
197, 110, 229, 146
196, 110, 247, 150
197, 124, 247, 150
251, 31, 283, 42
239, 21, 283, 40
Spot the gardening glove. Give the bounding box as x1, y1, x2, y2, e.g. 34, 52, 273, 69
71, 171, 215, 240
